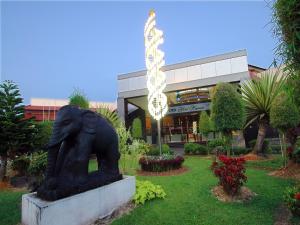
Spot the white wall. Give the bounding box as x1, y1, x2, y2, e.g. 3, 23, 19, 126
118, 55, 248, 93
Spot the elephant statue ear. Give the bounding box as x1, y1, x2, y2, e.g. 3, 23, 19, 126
81, 110, 97, 134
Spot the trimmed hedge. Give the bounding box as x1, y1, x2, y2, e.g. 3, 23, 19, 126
139, 155, 184, 172
184, 143, 208, 155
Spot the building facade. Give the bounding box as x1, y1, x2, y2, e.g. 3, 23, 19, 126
117, 50, 265, 145
25, 98, 116, 121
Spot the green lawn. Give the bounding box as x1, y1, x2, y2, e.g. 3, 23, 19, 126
113, 156, 295, 225
0, 156, 297, 225
246, 154, 284, 170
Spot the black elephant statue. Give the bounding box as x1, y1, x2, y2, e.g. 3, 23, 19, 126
37, 105, 122, 201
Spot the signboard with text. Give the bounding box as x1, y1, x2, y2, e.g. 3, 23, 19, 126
167, 102, 210, 115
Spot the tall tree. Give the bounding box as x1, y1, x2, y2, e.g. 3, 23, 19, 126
211, 83, 245, 156
0, 80, 35, 181
241, 71, 286, 155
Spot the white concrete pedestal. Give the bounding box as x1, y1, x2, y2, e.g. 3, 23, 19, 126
22, 176, 135, 225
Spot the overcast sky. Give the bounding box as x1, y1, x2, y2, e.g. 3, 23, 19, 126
1, 1, 277, 104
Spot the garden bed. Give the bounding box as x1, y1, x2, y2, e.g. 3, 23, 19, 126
137, 166, 189, 176
212, 185, 257, 203
139, 155, 184, 172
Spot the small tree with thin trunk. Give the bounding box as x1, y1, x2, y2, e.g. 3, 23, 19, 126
270, 92, 300, 167
199, 111, 211, 140
131, 117, 143, 139
0, 80, 35, 181
211, 83, 245, 156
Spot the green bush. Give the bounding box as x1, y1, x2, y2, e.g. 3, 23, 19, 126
32, 121, 53, 150
133, 180, 166, 205
208, 138, 225, 149
69, 89, 89, 109
146, 144, 172, 156
249, 139, 271, 153
270, 145, 282, 154
231, 147, 251, 156
11, 155, 30, 176
184, 143, 208, 155
292, 148, 300, 164
28, 151, 48, 177
131, 117, 143, 139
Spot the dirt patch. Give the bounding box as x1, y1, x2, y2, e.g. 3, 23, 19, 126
244, 153, 269, 161
136, 166, 189, 176
91, 201, 135, 225
274, 204, 292, 225
0, 181, 27, 192
269, 163, 300, 180
0, 181, 12, 190
212, 185, 257, 203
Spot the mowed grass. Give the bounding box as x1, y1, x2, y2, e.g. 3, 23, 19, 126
0, 190, 25, 225
112, 156, 295, 225
246, 154, 284, 170
0, 156, 296, 225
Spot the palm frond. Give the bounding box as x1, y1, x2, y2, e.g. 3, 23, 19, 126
241, 70, 286, 127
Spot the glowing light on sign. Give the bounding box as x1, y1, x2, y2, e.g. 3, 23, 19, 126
144, 10, 168, 120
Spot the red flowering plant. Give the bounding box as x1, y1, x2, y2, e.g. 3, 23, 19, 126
284, 186, 300, 216
213, 155, 247, 196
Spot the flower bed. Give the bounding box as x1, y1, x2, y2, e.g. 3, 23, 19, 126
139, 155, 184, 172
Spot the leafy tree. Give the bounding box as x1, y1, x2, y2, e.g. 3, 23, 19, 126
0, 80, 35, 181
32, 121, 53, 150
199, 111, 211, 140
273, 0, 300, 72
211, 83, 245, 156
131, 117, 143, 139
69, 89, 89, 109
270, 92, 300, 166
241, 71, 285, 155
273, 0, 300, 150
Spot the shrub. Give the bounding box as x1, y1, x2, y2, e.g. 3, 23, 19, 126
284, 186, 300, 216
11, 155, 30, 176
32, 121, 53, 150
213, 155, 247, 195
68, 89, 89, 109
184, 143, 207, 155
249, 139, 271, 153
232, 147, 251, 156
28, 151, 48, 177
139, 155, 184, 172
131, 118, 143, 139
208, 138, 225, 149
270, 145, 282, 154
146, 144, 172, 156
133, 180, 166, 205
292, 147, 300, 164
97, 105, 121, 129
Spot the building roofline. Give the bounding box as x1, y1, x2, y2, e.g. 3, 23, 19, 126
248, 64, 266, 71
118, 49, 247, 80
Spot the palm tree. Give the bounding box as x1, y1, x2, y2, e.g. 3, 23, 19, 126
96, 104, 121, 129
241, 71, 286, 155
